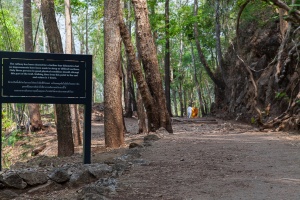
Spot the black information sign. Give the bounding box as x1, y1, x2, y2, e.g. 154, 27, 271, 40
3, 59, 85, 97
0, 51, 93, 171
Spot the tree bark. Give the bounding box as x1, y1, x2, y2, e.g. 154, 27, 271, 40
179, 83, 184, 117
64, 0, 72, 53
24, 0, 43, 132
24, 0, 33, 53
215, 0, 226, 85
119, 8, 160, 132
104, 0, 124, 148
164, 0, 171, 116
136, 87, 147, 134
56, 104, 74, 156
131, 0, 173, 133
64, 0, 82, 146
191, 43, 205, 117
40, 0, 74, 156
28, 104, 43, 132
172, 90, 178, 116
70, 104, 82, 146
123, 1, 134, 118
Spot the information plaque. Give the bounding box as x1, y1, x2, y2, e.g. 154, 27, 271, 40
3, 59, 85, 97
0, 51, 93, 171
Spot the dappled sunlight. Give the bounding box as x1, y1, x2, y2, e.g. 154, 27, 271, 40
91, 122, 104, 127
275, 178, 300, 184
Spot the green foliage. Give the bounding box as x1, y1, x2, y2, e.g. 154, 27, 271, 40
2, 111, 14, 132
4, 130, 23, 147
275, 91, 289, 101
290, 4, 300, 7
0, 2, 23, 51
238, 0, 277, 27
54, 0, 88, 14
250, 117, 256, 124
289, 3, 300, 15
2, 152, 11, 169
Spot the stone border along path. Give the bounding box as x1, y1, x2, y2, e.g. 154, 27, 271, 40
0, 133, 158, 200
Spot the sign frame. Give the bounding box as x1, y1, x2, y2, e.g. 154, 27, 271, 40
0, 51, 93, 171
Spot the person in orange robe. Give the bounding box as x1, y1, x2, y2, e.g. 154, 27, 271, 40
191, 107, 198, 118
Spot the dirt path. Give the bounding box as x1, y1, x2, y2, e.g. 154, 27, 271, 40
112, 119, 300, 200
6, 117, 300, 199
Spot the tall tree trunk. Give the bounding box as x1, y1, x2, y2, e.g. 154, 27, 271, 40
193, 0, 224, 90
24, 0, 43, 132
179, 83, 184, 117
191, 43, 205, 117
148, 0, 158, 46
131, 0, 173, 133
85, 4, 89, 54
119, 7, 160, 132
64, 0, 82, 146
40, 0, 74, 156
131, 79, 137, 111
65, 0, 72, 53
136, 86, 147, 134
124, 0, 134, 118
24, 0, 33, 53
215, 0, 226, 85
164, 0, 171, 116
55, 104, 74, 156
172, 90, 178, 116
70, 104, 82, 145
104, 0, 124, 148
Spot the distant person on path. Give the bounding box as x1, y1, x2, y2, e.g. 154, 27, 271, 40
187, 106, 192, 118
192, 107, 198, 118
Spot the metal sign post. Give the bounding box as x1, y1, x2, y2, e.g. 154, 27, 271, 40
0, 51, 93, 171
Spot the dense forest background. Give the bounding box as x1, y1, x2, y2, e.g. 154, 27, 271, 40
0, 0, 299, 152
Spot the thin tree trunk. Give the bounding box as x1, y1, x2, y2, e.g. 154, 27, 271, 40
177, 33, 184, 118
85, 4, 89, 54
148, 0, 158, 46
70, 104, 82, 146
24, 0, 43, 132
64, 0, 82, 147
130, 78, 137, 111
41, 0, 74, 156
24, 0, 33, 53
184, 90, 187, 116
172, 90, 178, 116
136, 86, 147, 134
191, 43, 205, 117
215, 0, 226, 85
124, 0, 134, 118
65, 0, 72, 53
164, 0, 171, 116
179, 83, 183, 117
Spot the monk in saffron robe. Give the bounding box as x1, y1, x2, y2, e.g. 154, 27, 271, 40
191, 107, 198, 118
